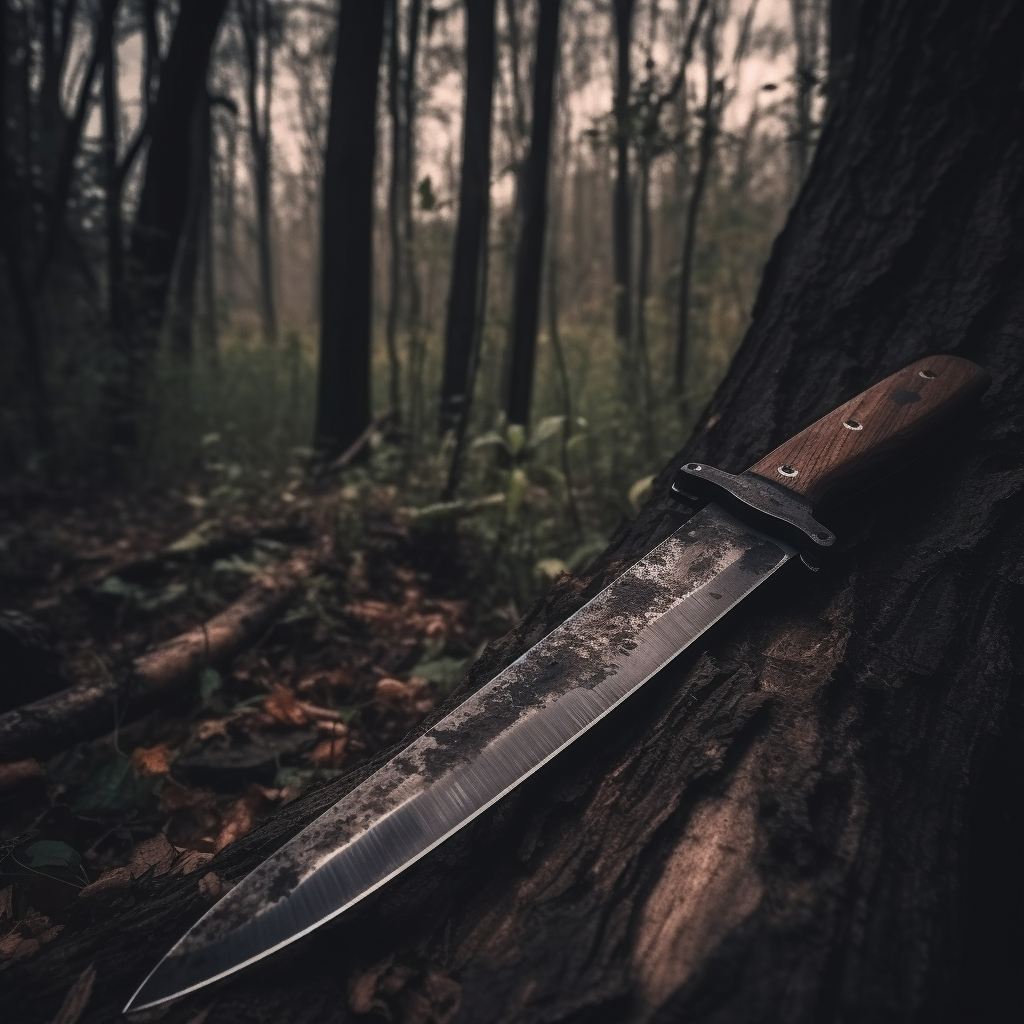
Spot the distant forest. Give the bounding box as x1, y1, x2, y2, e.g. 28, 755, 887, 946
0, 0, 834, 584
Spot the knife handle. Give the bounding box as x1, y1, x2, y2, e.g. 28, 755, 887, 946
746, 355, 990, 506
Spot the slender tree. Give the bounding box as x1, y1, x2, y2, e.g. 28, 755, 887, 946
504, 0, 562, 428
402, 0, 425, 446
611, 0, 635, 346
313, 0, 386, 456
438, 0, 497, 443
127, 0, 229, 345
674, 1, 721, 409
238, 0, 279, 344
385, 0, 404, 420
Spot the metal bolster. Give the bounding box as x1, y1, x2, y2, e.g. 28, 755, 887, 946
671, 462, 835, 557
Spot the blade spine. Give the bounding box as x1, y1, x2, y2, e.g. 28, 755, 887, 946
125, 519, 791, 1013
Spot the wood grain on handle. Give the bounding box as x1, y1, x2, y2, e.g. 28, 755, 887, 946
747, 355, 990, 506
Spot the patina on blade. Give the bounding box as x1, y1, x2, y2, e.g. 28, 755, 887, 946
126, 505, 794, 1011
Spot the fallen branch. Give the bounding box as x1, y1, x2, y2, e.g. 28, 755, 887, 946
0, 551, 319, 763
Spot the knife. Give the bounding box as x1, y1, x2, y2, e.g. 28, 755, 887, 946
126, 354, 989, 1012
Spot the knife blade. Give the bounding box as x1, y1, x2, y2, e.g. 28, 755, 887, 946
126, 354, 989, 1012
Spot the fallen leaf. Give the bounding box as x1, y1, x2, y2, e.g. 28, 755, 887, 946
0, 885, 12, 918
214, 787, 266, 852
77, 867, 131, 909
0, 933, 39, 961
305, 736, 348, 768
375, 677, 419, 708
48, 963, 97, 1024
131, 743, 173, 777
128, 834, 176, 879
262, 684, 309, 727
198, 872, 223, 900
194, 718, 230, 742
348, 958, 394, 1014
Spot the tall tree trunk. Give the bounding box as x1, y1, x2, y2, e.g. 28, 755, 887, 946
8, 4, 1024, 1024
504, 0, 561, 428
402, 0, 425, 450
674, 4, 719, 411
168, 95, 213, 360
240, 0, 279, 345
0, 0, 51, 449
313, 0, 386, 457
127, 0, 228, 344
611, 0, 635, 346
385, 0, 404, 421
438, 0, 497, 437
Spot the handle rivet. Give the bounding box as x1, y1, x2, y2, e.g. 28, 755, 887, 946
686, 463, 702, 471
919, 369, 937, 378
843, 419, 863, 430
778, 465, 799, 477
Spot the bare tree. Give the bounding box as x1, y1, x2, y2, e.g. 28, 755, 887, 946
238, 0, 280, 343
611, 0, 636, 346
313, 0, 387, 457
439, 0, 497, 494
504, 0, 562, 428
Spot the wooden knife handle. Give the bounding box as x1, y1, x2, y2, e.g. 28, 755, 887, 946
746, 355, 990, 506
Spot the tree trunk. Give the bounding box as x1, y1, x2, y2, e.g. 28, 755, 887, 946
674, 5, 719, 411
385, 0, 404, 421
504, 0, 561, 428
8, 2, 1024, 1022
313, 0, 386, 457
611, 0, 634, 346
127, 0, 228, 355
168, 95, 213, 360
240, 0, 279, 345
438, 0, 497, 436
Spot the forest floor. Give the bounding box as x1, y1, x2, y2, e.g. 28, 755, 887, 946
0, 471, 521, 982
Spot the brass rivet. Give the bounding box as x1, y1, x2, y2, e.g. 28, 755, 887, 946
778, 465, 798, 477
843, 419, 863, 430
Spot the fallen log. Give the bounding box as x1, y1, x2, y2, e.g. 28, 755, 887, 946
0, 551, 318, 763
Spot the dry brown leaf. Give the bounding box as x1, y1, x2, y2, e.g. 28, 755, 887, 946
48, 963, 97, 1024
22, 907, 63, 943
0, 758, 46, 792
0, 933, 40, 961
184, 1008, 213, 1024
77, 867, 131, 909
375, 677, 418, 707
128, 833, 176, 879
213, 786, 266, 852
0, 885, 12, 919
262, 684, 309, 726
306, 736, 348, 768
348, 957, 394, 1014
131, 743, 173, 777
197, 871, 224, 900
194, 718, 230, 742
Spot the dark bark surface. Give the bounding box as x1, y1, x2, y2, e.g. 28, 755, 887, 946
7, 1, 1024, 1021
504, 0, 561, 427
611, 0, 634, 346
438, 0, 496, 434
313, 0, 386, 456
127, 0, 228, 342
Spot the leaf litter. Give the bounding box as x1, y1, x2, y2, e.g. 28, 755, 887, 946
0, 479, 513, 969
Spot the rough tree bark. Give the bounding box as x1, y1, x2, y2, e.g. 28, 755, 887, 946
127, 0, 228, 347
438, 0, 497, 435
504, 0, 561, 428
313, 0, 387, 457
611, 0, 635, 347
7, 1, 1024, 1022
